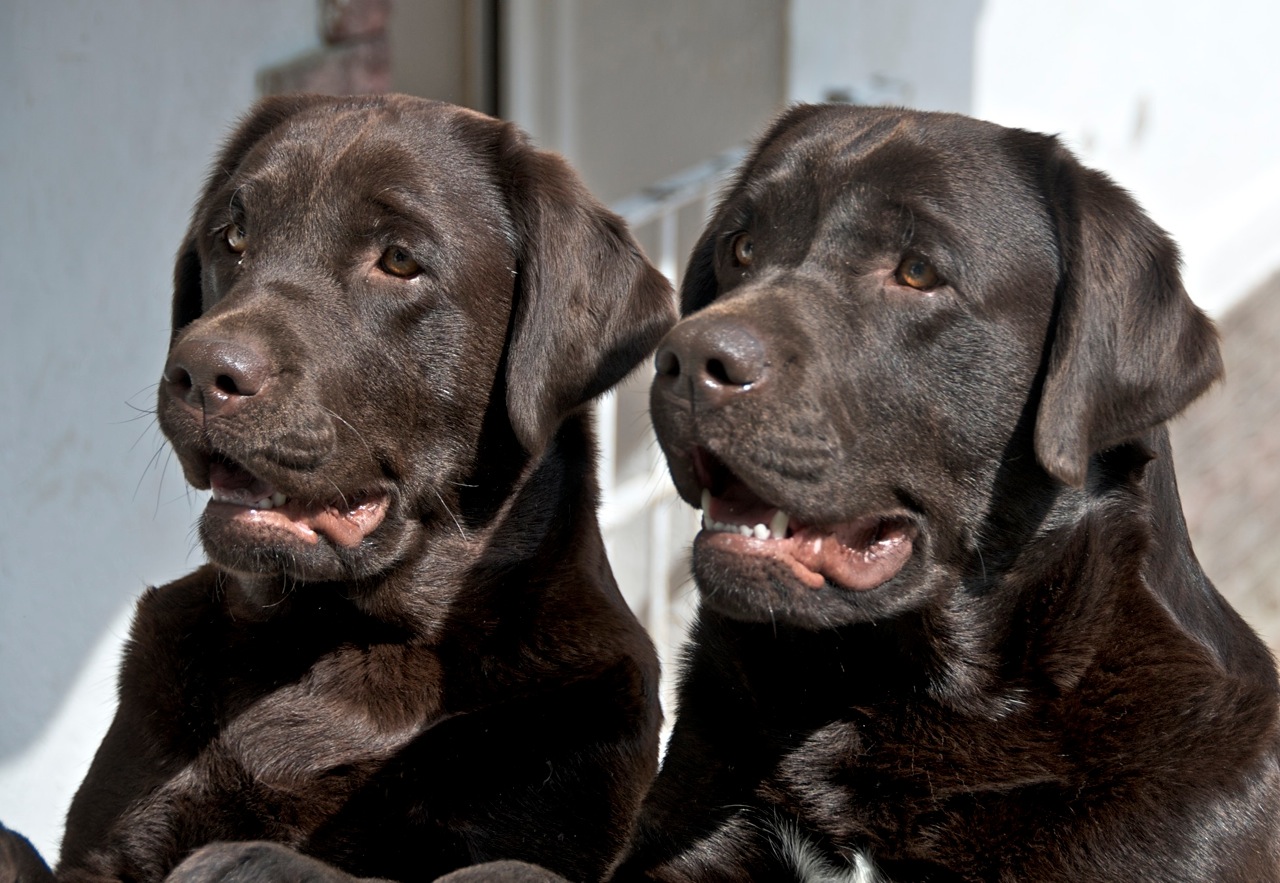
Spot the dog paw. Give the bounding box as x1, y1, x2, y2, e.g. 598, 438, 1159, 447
433, 861, 573, 883
165, 842, 355, 883
0, 824, 55, 883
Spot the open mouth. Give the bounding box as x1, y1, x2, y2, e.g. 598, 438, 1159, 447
206, 457, 389, 549
693, 449, 915, 592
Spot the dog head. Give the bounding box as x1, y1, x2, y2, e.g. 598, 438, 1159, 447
650, 104, 1220, 628
160, 94, 672, 586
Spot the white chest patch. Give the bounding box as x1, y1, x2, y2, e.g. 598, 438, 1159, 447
773, 821, 885, 883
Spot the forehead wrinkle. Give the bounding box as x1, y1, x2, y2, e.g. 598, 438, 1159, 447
238, 111, 410, 206
228, 119, 514, 280
745, 114, 936, 232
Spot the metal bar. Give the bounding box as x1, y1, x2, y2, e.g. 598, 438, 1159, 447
596, 391, 618, 501
647, 498, 672, 657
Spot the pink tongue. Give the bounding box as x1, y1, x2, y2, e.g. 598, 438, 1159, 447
705, 488, 915, 591
296, 502, 387, 548
785, 524, 914, 590
207, 461, 387, 548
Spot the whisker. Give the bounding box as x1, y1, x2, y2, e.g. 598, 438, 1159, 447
128, 415, 163, 453
324, 478, 351, 510
135, 435, 171, 505
263, 576, 294, 607
434, 488, 468, 541
186, 522, 204, 565
115, 406, 160, 425
321, 406, 375, 461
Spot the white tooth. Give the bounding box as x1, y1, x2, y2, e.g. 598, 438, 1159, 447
738, 524, 752, 537
701, 511, 711, 530
701, 488, 711, 512
271, 492, 288, 507
254, 497, 273, 510
814, 537, 823, 553
770, 510, 790, 539
753, 524, 769, 540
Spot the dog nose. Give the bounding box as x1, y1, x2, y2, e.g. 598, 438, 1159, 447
654, 318, 767, 406
163, 337, 273, 417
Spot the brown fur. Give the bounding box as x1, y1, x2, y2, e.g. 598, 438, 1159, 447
612, 104, 1280, 881
0, 94, 674, 883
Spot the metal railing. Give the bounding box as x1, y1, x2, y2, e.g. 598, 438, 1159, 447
598, 147, 744, 707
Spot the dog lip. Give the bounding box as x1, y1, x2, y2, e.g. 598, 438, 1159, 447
694, 456, 916, 592
208, 458, 286, 508
688, 445, 771, 502
205, 457, 390, 548
700, 503, 916, 593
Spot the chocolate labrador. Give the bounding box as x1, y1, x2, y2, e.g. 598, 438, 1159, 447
612, 105, 1280, 880
0, 93, 674, 883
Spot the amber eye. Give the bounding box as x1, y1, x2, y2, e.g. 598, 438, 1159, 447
730, 232, 754, 267
895, 255, 940, 291
223, 223, 248, 254
379, 246, 422, 278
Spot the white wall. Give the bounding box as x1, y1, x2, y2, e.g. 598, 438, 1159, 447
973, 0, 1280, 315
787, 0, 1280, 315
502, 0, 787, 204
788, 0, 982, 112
0, 0, 321, 860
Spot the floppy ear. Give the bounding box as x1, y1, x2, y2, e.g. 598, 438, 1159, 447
1034, 141, 1223, 486
171, 94, 335, 342
499, 127, 676, 455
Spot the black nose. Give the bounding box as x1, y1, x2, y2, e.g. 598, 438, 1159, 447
654, 317, 768, 407
163, 337, 273, 417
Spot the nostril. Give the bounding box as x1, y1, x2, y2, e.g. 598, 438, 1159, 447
655, 347, 682, 378
164, 336, 273, 414
653, 318, 770, 407
165, 365, 193, 392
705, 358, 731, 386
699, 324, 767, 388
215, 373, 244, 397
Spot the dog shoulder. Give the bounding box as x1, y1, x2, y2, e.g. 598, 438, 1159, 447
115, 566, 226, 711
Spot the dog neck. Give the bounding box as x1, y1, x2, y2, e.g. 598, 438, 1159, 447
955, 425, 1232, 702
722, 428, 1217, 715
215, 411, 607, 638
362, 410, 608, 630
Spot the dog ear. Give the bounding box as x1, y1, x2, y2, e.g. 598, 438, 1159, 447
498, 126, 676, 456
171, 94, 334, 341
1033, 141, 1222, 487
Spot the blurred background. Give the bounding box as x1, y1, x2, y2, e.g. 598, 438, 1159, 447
3, 0, 1278, 861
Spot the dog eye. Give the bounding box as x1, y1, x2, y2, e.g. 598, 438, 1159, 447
379, 246, 422, 279
731, 233, 754, 268
223, 224, 248, 254
894, 255, 940, 291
